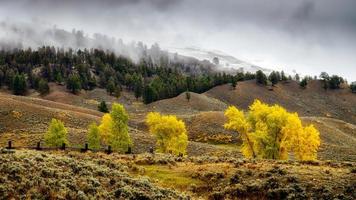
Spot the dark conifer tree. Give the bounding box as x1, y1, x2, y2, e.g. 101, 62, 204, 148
98, 101, 109, 113
300, 77, 308, 89
12, 73, 27, 95
66, 73, 81, 94
256, 70, 267, 85
38, 78, 50, 95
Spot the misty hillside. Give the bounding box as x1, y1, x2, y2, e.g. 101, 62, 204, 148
170, 47, 271, 73
0, 22, 221, 74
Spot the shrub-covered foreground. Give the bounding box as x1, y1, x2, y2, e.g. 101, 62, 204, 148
0, 149, 355, 199
0, 149, 187, 199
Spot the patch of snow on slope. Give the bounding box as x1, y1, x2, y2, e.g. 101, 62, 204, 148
168, 46, 271, 73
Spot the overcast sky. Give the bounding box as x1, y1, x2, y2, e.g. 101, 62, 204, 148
0, 0, 355, 81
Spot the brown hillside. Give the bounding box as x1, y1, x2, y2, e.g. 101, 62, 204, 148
0, 92, 237, 156
302, 117, 356, 161
148, 92, 227, 115
185, 111, 237, 144
204, 80, 356, 124
42, 83, 135, 111
1, 80, 355, 161
0, 93, 102, 147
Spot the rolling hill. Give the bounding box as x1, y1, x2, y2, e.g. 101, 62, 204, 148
0, 79, 355, 199
0, 79, 355, 161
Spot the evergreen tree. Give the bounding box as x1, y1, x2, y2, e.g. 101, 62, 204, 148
320, 72, 330, 90
66, 73, 81, 94
300, 77, 308, 89
42, 64, 53, 81
12, 73, 27, 95
256, 70, 267, 85
87, 75, 97, 90
38, 78, 50, 95
143, 84, 157, 104
98, 101, 109, 113
134, 77, 143, 100
54, 72, 63, 84
231, 78, 238, 89
268, 71, 279, 86
44, 118, 69, 147
114, 86, 121, 98
275, 71, 281, 81
0, 70, 4, 87
328, 75, 344, 89
281, 71, 287, 81
319, 72, 330, 81
350, 82, 356, 93
106, 78, 116, 95
295, 74, 300, 82
235, 72, 245, 82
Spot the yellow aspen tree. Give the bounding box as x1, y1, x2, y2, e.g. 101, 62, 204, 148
295, 124, 320, 160
146, 112, 188, 155
224, 106, 256, 158
224, 100, 320, 160
87, 122, 101, 150
98, 113, 113, 144
109, 103, 132, 152
98, 103, 132, 152
44, 118, 69, 147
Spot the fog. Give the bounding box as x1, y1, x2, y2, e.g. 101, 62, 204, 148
0, 0, 355, 81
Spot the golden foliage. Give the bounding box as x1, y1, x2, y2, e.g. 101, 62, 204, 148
146, 112, 188, 155
44, 118, 69, 147
98, 103, 132, 152
98, 113, 112, 144
109, 103, 131, 152
224, 100, 320, 160
87, 122, 100, 150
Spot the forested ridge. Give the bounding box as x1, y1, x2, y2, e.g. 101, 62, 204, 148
0, 46, 255, 103
0, 46, 353, 104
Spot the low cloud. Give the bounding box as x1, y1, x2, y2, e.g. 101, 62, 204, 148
0, 0, 355, 80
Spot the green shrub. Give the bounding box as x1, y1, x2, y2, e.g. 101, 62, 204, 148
98, 101, 109, 113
